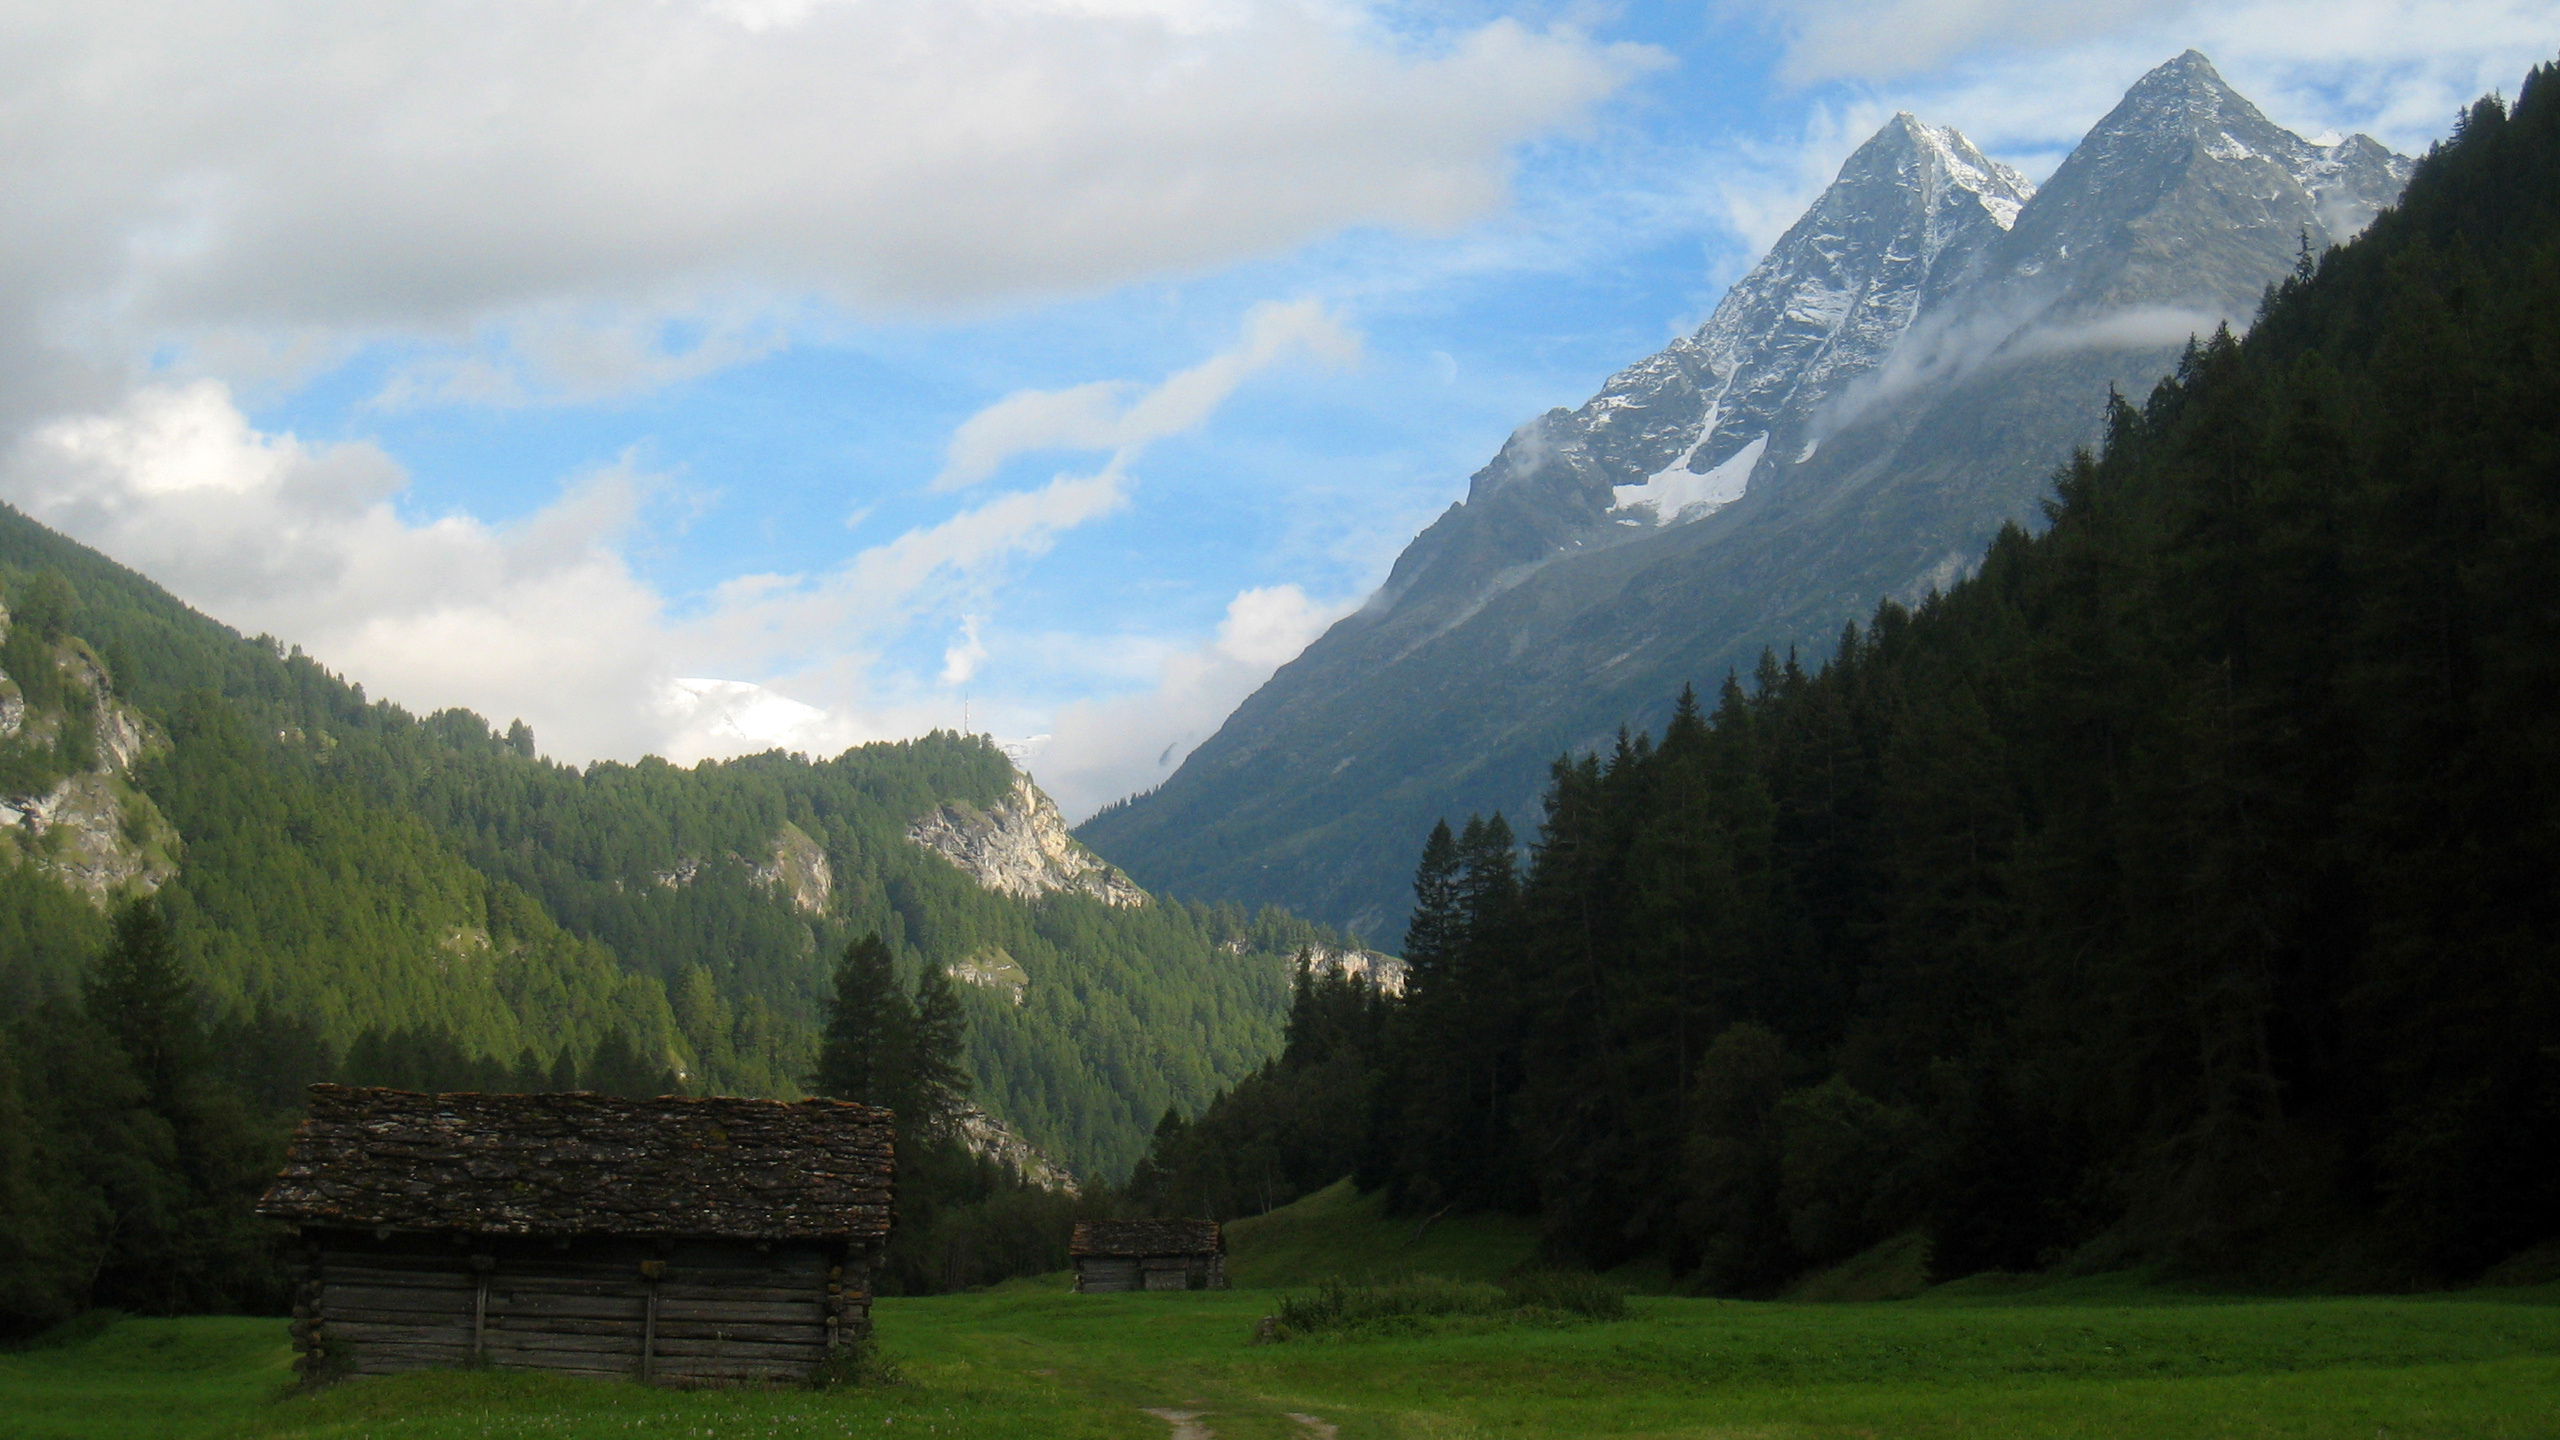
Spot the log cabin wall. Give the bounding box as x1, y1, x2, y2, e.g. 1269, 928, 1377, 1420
290, 1230, 878, 1385
1068, 1219, 1227, 1293
1070, 1252, 1225, 1292
259, 1086, 898, 1388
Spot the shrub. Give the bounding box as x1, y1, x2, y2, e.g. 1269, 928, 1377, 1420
1500, 1269, 1626, 1320
1270, 1272, 1623, 1340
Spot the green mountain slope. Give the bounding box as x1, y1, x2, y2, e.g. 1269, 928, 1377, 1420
0, 506, 1340, 1180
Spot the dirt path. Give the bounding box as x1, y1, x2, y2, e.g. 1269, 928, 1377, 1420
1143, 1407, 1213, 1440
1143, 1404, 1338, 1438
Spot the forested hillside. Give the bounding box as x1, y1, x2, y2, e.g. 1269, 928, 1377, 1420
0, 489, 1344, 1209
1135, 66, 2560, 1288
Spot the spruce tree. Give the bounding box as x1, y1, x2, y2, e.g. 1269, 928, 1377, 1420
1401, 820, 1462, 1002
83, 900, 198, 1110
904, 959, 972, 1140
810, 933, 914, 1114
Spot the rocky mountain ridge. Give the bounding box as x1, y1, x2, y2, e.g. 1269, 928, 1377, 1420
1080, 51, 2413, 940
910, 772, 1147, 908
0, 604, 180, 903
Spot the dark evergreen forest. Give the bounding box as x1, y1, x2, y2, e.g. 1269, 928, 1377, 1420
1134, 67, 2560, 1289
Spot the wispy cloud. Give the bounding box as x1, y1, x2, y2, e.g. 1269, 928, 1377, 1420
934, 299, 1360, 490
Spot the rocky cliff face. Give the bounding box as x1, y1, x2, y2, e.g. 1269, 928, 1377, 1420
0, 609, 181, 904
949, 944, 1030, 1004
1080, 52, 2412, 941
957, 1106, 1080, 1195
1304, 944, 1408, 995
910, 773, 1147, 907
750, 821, 833, 916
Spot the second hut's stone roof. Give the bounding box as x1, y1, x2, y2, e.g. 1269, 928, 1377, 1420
257, 1084, 895, 1242
1071, 1218, 1223, 1257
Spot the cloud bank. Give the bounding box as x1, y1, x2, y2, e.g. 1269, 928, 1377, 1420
1039, 583, 1351, 818
0, 0, 1648, 417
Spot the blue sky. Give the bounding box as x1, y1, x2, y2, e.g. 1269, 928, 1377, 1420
4, 0, 2552, 815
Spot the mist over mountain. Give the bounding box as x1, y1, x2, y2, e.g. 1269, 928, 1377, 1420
1079, 51, 2410, 941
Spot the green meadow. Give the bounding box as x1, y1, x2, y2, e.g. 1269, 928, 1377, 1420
8, 1186, 2557, 1440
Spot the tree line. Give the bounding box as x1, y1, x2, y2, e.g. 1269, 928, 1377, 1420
1128, 67, 2560, 1290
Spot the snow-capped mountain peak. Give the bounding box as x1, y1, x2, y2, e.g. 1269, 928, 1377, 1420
1589, 112, 2033, 525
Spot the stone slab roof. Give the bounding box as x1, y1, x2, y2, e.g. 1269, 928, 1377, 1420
257, 1085, 895, 1242
1070, 1219, 1223, 1257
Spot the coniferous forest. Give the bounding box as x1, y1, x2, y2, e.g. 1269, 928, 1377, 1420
1134, 68, 2560, 1290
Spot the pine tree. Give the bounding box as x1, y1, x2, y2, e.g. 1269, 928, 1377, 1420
1401, 820, 1462, 1002
905, 959, 972, 1140
810, 933, 914, 1114
84, 900, 198, 1109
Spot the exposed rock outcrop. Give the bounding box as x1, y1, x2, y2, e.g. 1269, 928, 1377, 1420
949, 945, 1029, 1005
0, 610, 180, 904
749, 821, 832, 915
957, 1107, 1079, 1195
1300, 944, 1408, 996
908, 774, 1145, 907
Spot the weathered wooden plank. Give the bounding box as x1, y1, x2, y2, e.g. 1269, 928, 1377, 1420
482, 1273, 655, 1296
320, 1263, 476, 1287
488, 1292, 648, 1320
649, 1319, 828, 1344
654, 1284, 823, 1304
648, 1337, 827, 1361
343, 1332, 473, 1352
660, 1261, 827, 1283
481, 1322, 645, 1342
320, 1306, 481, 1329
653, 1300, 823, 1324
487, 1355, 637, 1378
481, 1315, 646, 1339
320, 1284, 475, 1313
319, 1321, 474, 1343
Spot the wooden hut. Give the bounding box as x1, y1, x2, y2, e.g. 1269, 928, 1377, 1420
1069, 1219, 1226, 1292
257, 1084, 894, 1386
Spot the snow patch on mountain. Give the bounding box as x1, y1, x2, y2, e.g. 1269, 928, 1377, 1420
1613, 434, 1766, 523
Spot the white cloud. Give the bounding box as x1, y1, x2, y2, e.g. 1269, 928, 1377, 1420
0, 299, 1336, 775
5, 380, 683, 759
0, 379, 1091, 764
941, 616, 991, 686
1037, 582, 1350, 818
0, 0, 1650, 422
1723, 0, 2196, 84
656, 677, 864, 762
935, 299, 1361, 490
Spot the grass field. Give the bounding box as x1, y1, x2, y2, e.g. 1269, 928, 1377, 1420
8, 1189, 2557, 1440
8, 1274, 2559, 1440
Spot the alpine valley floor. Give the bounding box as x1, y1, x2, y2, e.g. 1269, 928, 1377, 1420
9, 1276, 2557, 1440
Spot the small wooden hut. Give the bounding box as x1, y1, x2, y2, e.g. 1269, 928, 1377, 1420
1069, 1219, 1226, 1292
257, 1084, 894, 1386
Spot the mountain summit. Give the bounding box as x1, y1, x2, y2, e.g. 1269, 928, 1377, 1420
1080, 54, 2411, 940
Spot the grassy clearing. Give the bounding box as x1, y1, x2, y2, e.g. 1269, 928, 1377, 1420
5, 1273, 2557, 1440
1222, 1181, 1540, 1289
